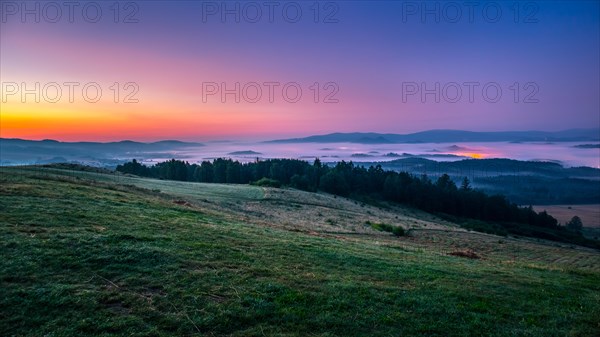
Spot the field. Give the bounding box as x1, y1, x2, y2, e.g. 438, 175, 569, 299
1, 166, 599, 336
533, 204, 600, 228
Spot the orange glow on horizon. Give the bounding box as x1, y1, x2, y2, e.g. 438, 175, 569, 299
456, 152, 486, 159
0, 99, 340, 141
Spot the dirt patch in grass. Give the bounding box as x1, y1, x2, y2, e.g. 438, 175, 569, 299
449, 249, 481, 259
173, 199, 192, 207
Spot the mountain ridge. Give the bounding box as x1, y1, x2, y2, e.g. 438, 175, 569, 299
0, 138, 203, 147
266, 129, 600, 144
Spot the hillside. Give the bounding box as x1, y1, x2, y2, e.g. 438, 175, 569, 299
1, 167, 599, 336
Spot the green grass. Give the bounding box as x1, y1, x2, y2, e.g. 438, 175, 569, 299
1, 167, 599, 336
9, 166, 265, 202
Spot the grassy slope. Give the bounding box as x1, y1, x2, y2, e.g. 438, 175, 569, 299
1, 167, 599, 337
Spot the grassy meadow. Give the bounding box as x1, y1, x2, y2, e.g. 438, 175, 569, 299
1, 166, 599, 336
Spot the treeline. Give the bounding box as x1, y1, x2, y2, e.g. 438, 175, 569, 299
117, 158, 567, 229
475, 176, 600, 205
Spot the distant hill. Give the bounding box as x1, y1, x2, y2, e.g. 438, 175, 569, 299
228, 150, 263, 155
266, 129, 600, 144
574, 144, 600, 149
0, 138, 203, 166
0, 138, 203, 149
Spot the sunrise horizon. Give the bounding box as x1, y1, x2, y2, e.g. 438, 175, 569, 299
2, 1, 599, 143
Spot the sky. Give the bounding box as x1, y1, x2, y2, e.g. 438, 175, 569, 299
1, 0, 599, 141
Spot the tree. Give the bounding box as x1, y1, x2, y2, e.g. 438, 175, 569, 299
319, 171, 350, 196
313, 157, 322, 169
212, 159, 227, 183
197, 161, 214, 182
116, 159, 149, 176
436, 174, 457, 192
269, 163, 287, 183
154, 159, 188, 181
226, 161, 241, 183
460, 177, 472, 191
383, 174, 400, 201
566, 216, 583, 231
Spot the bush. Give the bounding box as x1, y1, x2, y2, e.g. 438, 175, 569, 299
252, 178, 281, 188
392, 226, 405, 237
368, 222, 405, 237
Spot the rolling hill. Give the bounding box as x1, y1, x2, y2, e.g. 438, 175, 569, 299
1, 166, 599, 336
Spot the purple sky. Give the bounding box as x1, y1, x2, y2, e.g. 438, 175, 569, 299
1, 1, 599, 141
